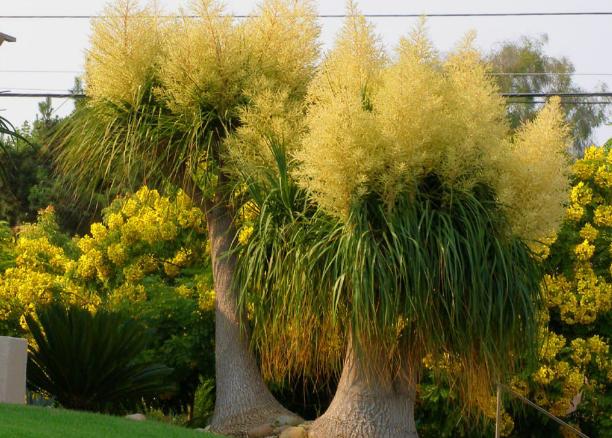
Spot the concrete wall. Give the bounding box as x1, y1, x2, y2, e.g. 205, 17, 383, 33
0, 336, 27, 404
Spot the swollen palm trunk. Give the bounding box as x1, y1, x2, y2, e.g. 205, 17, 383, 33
309, 338, 418, 438
205, 197, 300, 435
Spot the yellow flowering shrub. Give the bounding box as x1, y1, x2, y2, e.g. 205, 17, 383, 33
0, 187, 216, 412
514, 144, 612, 435
0, 188, 212, 335
72, 187, 206, 287
0, 208, 95, 336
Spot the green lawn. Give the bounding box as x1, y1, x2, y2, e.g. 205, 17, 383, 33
0, 404, 222, 438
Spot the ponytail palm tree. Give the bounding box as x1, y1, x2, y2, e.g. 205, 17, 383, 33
236, 9, 571, 437
53, 0, 319, 434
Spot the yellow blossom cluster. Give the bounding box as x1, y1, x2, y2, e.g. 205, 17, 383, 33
15, 236, 72, 274
579, 223, 599, 241
546, 268, 612, 325
86, 0, 168, 107
0, 215, 98, 333
197, 286, 215, 313
527, 326, 611, 418
593, 205, 612, 227
296, 11, 570, 244
238, 225, 254, 245
513, 144, 612, 429
0, 187, 211, 337
74, 186, 206, 285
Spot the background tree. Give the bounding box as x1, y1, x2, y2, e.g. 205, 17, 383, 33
236, 11, 572, 437
0, 115, 24, 208
487, 35, 609, 155
54, 0, 319, 434
0, 98, 100, 234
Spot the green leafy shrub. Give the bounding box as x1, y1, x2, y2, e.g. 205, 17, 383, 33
191, 378, 215, 427
26, 303, 175, 413
1, 188, 215, 417
0, 221, 14, 272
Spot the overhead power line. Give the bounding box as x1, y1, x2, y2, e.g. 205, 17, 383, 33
0, 92, 80, 98
513, 100, 612, 105
0, 87, 77, 92
3, 70, 612, 77
502, 92, 612, 98
1, 91, 611, 103
1, 12, 612, 19
0, 70, 82, 74
491, 72, 612, 77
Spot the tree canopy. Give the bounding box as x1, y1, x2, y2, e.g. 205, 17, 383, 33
487, 35, 609, 154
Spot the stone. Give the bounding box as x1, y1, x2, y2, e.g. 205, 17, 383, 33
124, 413, 146, 421
272, 425, 290, 435
247, 423, 274, 437
0, 336, 27, 404
279, 426, 307, 438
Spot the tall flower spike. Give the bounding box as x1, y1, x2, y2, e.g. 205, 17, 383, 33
440, 31, 509, 192
86, 0, 167, 107
243, 0, 320, 98
308, 0, 385, 103
496, 96, 571, 242
159, 0, 247, 118
374, 21, 446, 206
296, 2, 386, 217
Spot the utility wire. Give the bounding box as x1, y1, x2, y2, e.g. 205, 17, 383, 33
0, 92, 79, 98
501, 92, 612, 98
500, 385, 590, 438
0, 70, 82, 74
511, 100, 612, 104
2, 67, 612, 77
0, 87, 78, 92
490, 72, 612, 76
1, 12, 612, 19
1, 92, 611, 105
4, 70, 612, 77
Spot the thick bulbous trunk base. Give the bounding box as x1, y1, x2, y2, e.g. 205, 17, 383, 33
308, 399, 417, 438
309, 339, 418, 438
210, 404, 302, 436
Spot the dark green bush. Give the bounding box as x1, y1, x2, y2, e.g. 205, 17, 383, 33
26, 304, 175, 413
191, 378, 215, 427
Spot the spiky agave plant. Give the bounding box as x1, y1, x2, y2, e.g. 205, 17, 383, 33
235, 7, 571, 437
52, 0, 320, 434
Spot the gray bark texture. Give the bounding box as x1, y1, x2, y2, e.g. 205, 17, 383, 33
205, 188, 300, 435
309, 338, 419, 438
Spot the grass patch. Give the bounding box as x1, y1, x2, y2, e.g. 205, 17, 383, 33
0, 404, 223, 438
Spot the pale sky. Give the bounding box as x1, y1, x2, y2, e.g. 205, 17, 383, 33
1, 0, 611, 142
